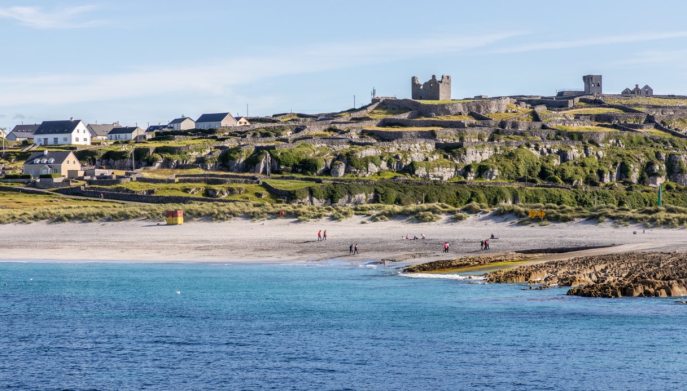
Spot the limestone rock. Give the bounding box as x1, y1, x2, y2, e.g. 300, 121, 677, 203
330, 161, 346, 177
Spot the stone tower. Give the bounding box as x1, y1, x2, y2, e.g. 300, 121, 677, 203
583, 75, 603, 96
411, 74, 451, 100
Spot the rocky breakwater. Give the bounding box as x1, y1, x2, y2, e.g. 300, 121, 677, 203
486, 252, 687, 298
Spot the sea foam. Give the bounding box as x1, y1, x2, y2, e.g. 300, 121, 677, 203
400, 273, 485, 281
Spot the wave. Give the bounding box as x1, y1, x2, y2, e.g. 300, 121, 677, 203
399, 273, 485, 281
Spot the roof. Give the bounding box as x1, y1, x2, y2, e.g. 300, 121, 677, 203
11, 124, 40, 134
87, 123, 118, 137
24, 150, 75, 165
147, 125, 169, 132
34, 120, 82, 135
109, 126, 143, 135
9, 124, 39, 138
196, 113, 232, 123
169, 117, 194, 125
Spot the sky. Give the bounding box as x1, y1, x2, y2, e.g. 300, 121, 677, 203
2, 0, 687, 130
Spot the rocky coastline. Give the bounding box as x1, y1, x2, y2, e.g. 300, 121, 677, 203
486, 252, 687, 298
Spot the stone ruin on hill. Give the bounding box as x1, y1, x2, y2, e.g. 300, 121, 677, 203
411, 75, 451, 100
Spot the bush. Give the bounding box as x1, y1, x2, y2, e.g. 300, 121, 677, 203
39, 173, 62, 179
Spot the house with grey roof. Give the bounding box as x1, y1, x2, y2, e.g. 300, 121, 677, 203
6, 124, 40, 142
34, 120, 91, 146
108, 126, 146, 142
195, 112, 238, 130
23, 150, 82, 179
87, 123, 120, 141
146, 124, 170, 134
168, 117, 195, 131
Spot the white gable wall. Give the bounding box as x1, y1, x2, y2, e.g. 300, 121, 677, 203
35, 122, 91, 146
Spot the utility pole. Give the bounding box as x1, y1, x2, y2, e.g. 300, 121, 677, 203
353, 95, 356, 109
246, 104, 249, 117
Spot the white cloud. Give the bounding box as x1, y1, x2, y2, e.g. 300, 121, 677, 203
0, 5, 101, 29
0, 31, 521, 106
492, 31, 687, 54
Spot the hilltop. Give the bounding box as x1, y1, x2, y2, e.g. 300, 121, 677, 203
3, 92, 687, 224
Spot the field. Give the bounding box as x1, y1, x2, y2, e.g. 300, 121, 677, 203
604, 96, 687, 107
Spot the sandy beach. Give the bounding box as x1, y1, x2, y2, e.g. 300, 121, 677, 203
1, 215, 686, 264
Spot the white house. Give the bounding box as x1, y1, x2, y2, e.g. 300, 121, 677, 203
107, 127, 146, 142
34, 120, 91, 146
195, 113, 237, 130
168, 117, 196, 131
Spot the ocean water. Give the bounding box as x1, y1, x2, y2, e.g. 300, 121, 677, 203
1, 262, 686, 390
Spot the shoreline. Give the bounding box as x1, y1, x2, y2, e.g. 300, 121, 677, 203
1, 215, 687, 264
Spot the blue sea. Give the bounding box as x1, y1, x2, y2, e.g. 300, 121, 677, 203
1, 262, 686, 390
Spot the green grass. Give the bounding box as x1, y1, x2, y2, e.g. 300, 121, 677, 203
0, 191, 119, 210
263, 179, 317, 191
486, 111, 536, 121
604, 96, 687, 107
561, 107, 625, 115
555, 125, 617, 133
367, 107, 411, 119
663, 118, 687, 131
430, 115, 474, 121
94, 181, 273, 203
422, 260, 530, 274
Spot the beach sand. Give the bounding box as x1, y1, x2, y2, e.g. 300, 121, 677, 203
2, 215, 687, 264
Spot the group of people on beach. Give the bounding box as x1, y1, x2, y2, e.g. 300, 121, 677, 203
404, 233, 426, 240
349, 243, 359, 255
316, 230, 328, 241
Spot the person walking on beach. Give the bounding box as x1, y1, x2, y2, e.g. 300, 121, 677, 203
353, 243, 359, 255
443, 242, 449, 253
323, 230, 327, 241
480, 240, 484, 251
317, 230, 322, 241
485, 239, 490, 250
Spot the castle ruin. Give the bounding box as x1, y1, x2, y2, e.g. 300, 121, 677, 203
558, 74, 603, 97
411, 75, 451, 100
583, 75, 603, 96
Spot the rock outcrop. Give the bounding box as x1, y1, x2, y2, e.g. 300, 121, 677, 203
486, 252, 687, 298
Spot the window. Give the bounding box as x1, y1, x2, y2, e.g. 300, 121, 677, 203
76, 137, 79, 142
53, 137, 58, 144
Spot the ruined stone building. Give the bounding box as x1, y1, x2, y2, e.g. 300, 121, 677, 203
622, 84, 653, 97
557, 74, 603, 97
583, 75, 603, 95
411, 75, 451, 100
